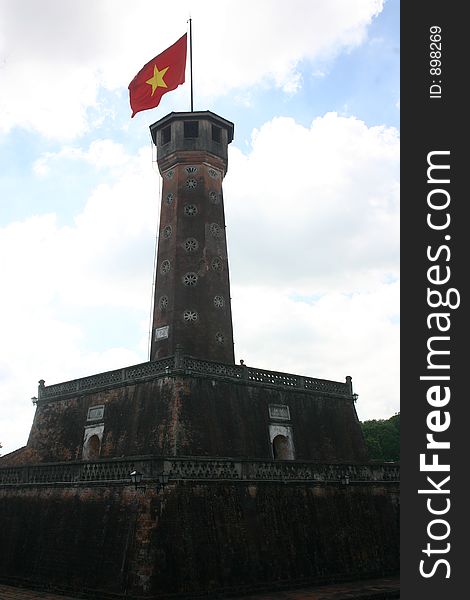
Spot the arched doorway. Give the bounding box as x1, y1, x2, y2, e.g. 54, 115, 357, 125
83, 434, 101, 460
87, 435, 101, 460
269, 424, 295, 460
273, 434, 291, 460
82, 424, 104, 461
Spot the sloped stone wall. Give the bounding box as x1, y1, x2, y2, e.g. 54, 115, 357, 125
0, 479, 399, 598
18, 374, 367, 464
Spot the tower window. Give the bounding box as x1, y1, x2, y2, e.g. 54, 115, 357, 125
161, 125, 171, 145
184, 121, 199, 138
184, 203, 198, 216
184, 238, 199, 253
213, 295, 225, 308
160, 260, 171, 274
211, 257, 223, 271
183, 310, 198, 322
185, 178, 198, 190
209, 191, 219, 204
182, 272, 198, 286
209, 223, 223, 239
211, 125, 222, 143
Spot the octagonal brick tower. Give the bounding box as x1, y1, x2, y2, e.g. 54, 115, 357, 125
149, 111, 235, 364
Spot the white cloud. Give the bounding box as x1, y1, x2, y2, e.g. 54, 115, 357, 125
0, 0, 383, 139
225, 112, 399, 292
33, 139, 131, 176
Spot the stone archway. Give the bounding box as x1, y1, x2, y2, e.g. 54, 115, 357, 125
269, 425, 295, 460
85, 435, 101, 460
273, 434, 291, 460
82, 425, 104, 461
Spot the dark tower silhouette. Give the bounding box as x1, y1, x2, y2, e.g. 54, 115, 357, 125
149, 111, 235, 363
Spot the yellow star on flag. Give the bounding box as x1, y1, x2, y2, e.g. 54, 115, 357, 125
146, 65, 169, 96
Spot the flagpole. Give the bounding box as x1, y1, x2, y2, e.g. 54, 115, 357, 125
189, 17, 194, 112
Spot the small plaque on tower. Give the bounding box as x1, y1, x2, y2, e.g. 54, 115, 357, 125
155, 325, 169, 340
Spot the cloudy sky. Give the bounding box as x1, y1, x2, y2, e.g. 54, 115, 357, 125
0, 0, 399, 456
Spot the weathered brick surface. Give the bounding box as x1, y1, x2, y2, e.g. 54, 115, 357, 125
16, 375, 367, 464
0, 481, 399, 598
0, 486, 135, 594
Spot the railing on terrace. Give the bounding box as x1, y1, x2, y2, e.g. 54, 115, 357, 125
0, 456, 399, 486
37, 350, 352, 402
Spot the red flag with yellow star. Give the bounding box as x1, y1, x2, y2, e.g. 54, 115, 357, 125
128, 34, 187, 117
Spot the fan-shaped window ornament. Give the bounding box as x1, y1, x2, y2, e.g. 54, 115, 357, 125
211, 257, 223, 272
215, 332, 225, 344
209, 223, 223, 239
165, 169, 174, 179
185, 178, 198, 190
184, 204, 198, 217
214, 296, 225, 308
184, 238, 199, 253
183, 310, 198, 322
162, 225, 172, 239
160, 260, 171, 274
166, 192, 174, 205
208, 168, 219, 178
185, 166, 198, 174
159, 296, 169, 310
182, 272, 198, 286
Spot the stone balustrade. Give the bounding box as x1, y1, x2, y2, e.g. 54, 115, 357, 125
0, 456, 399, 486
38, 353, 352, 402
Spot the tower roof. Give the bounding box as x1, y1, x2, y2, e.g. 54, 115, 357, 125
149, 111, 234, 146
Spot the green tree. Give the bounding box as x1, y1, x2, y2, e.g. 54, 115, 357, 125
361, 413, 400, 461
